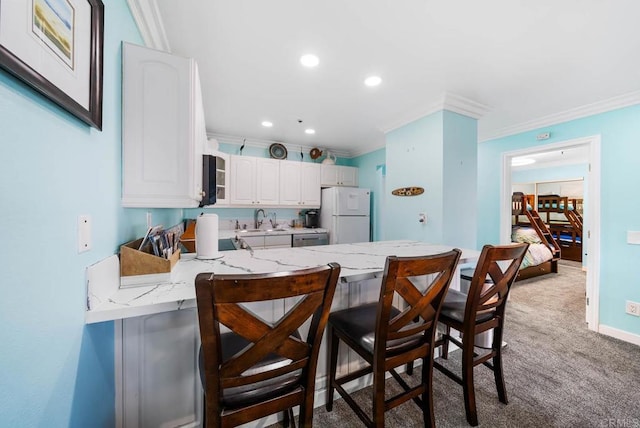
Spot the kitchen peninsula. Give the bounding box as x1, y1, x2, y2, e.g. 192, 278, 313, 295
86, 240, 480, 427
87, 240, 478, 323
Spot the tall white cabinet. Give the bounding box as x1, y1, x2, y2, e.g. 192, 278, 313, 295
121, 43, 206, 208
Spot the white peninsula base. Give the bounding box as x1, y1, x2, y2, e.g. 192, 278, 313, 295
86, 241, 479, 427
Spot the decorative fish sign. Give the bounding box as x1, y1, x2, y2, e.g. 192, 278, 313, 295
391, 187, 424, 197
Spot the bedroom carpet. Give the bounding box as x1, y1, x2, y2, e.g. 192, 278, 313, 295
269, 263, 640, 427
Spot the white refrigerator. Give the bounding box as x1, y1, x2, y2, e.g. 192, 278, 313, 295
320, 187, 370, 244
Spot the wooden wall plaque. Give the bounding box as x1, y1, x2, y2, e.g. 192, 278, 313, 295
391, 187, 424, 196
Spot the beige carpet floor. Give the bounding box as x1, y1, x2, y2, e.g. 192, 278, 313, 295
270, 263, 640, 427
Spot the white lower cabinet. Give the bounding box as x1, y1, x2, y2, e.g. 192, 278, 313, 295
241, 235, 267, 249
265, 234, 292, 248
241, 234, 292, 249
117, 278, 383, 427
120, 309, 203, 428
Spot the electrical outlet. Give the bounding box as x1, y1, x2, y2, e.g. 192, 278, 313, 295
626, 301, 640, 317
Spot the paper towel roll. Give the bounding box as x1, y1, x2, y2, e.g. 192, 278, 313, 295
195, 213, 220, 259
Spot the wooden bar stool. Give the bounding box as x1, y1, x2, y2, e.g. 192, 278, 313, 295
325, 250, 461, 427
195, 263, 341, 428
435, 243, 528, 426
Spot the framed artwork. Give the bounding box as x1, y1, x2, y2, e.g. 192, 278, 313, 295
0, 0, 104, 130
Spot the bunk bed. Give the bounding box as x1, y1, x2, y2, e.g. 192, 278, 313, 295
511, 192, 560, 281
536, 194, 583, 262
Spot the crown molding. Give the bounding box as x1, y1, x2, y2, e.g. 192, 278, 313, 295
441, 93, 492, 120
350, 143, 387, 158
480, 90, 640, 142
127, 0, 171, 52
381, 92, 490, 134
208, 133, 353, 159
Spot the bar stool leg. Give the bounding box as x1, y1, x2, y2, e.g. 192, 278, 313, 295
325, 328, 340, 412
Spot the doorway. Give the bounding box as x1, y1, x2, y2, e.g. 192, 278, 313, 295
500, 135, 601, 331
514, 178, 585, 264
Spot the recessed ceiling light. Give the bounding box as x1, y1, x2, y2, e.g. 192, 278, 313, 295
364, 75, 382, 87
305, 129, 316, 135
511, 157, 536, 166
300, 54, 319, 68
261, 121, 273, 128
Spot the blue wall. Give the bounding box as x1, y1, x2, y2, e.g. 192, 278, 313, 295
386, 112, 444, 242
384, 110, 478, 249
478, 104, 640, 335
0, 2, 183, 426
442, 111, 478, 249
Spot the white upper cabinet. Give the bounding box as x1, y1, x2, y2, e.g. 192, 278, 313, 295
256, 158, 280, 204
279, 160, 302, 206
122, 43, 205, 208
230, 155, 256, 205
300, 163, 321, 206
321, 165, 359, 187
279, 161, 321, 207
230, 155, 280, 206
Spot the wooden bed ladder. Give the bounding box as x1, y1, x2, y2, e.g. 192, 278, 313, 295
524, 209, 561, 260
565, 207, 583, 234
512, 192, 560, 260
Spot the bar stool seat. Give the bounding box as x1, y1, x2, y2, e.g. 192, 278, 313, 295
326, 250, 462, 428
329, 303, 425, 356
195, 264, 341, 428
198, 331, 302, 408
440, 289, 494, 324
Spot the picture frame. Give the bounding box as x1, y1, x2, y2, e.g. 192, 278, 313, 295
0, 0, 104, 130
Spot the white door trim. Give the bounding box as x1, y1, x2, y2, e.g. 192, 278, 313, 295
500, 135, 601, 331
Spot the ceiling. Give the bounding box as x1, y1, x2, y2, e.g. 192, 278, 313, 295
143, 0, 640, 156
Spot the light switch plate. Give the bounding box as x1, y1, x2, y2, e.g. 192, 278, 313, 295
78, 215, 92, 253
627, 231, 640, 245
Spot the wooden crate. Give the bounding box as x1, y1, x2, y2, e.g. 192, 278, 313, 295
120, 238, 180, 277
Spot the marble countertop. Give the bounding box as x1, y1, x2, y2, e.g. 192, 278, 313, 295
85, 240, 480, 324
218, 227, 327, 239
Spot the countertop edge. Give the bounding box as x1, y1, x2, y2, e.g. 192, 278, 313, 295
85, 241, 481, 324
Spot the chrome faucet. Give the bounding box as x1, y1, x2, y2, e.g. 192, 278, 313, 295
254, 208, 266, 229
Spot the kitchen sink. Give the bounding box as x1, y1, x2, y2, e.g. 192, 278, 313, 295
237, 228, 287, 233
218, 238, 241, 251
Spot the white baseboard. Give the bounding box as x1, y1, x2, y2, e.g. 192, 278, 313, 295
598, 324, 640, 347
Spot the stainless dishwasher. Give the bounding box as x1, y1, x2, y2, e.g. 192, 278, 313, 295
292, 233, 329, 247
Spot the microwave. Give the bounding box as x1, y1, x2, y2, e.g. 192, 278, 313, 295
200, 155, 217, 207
